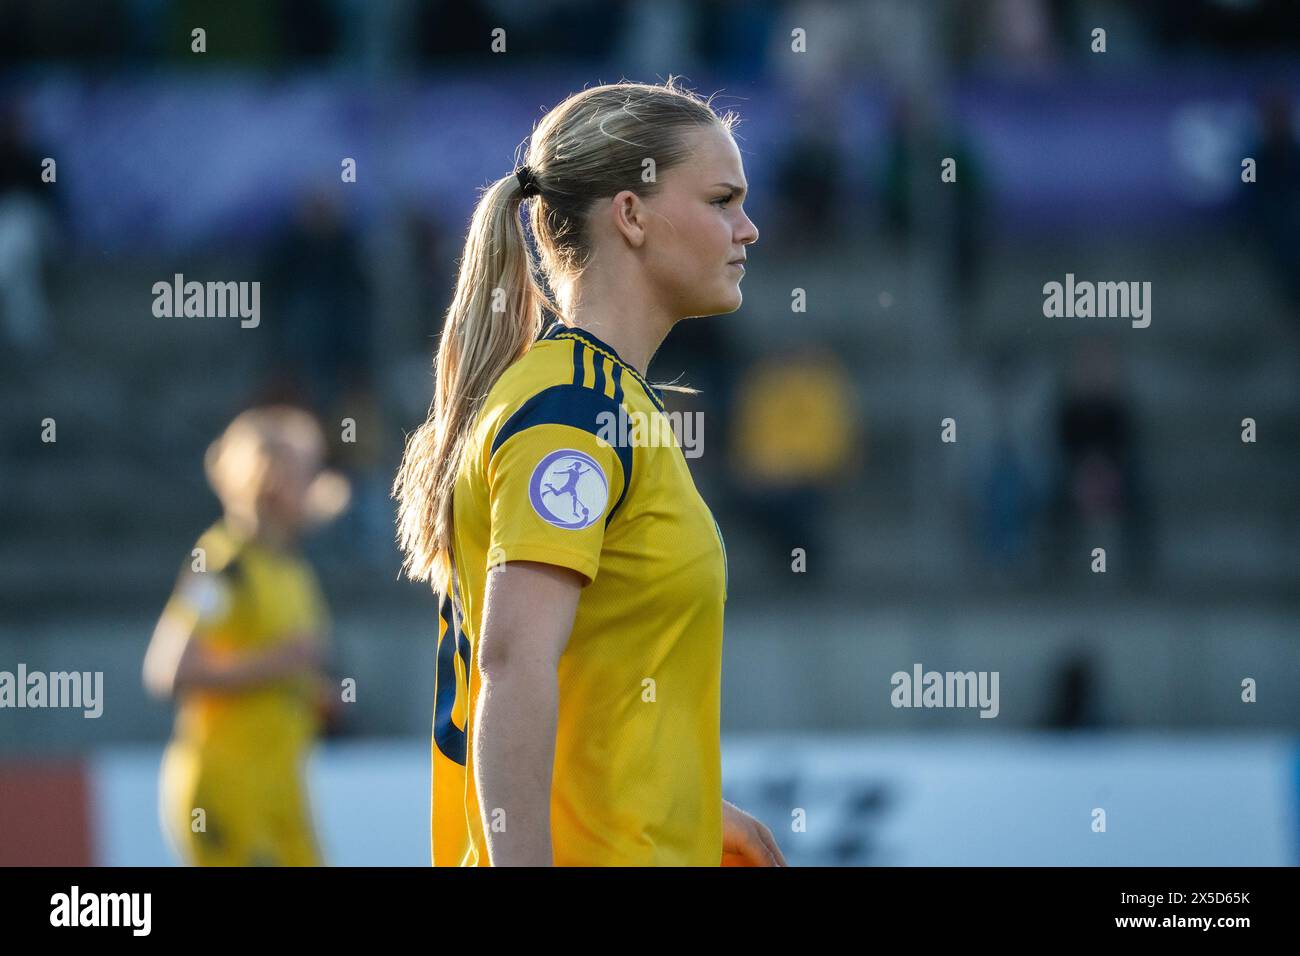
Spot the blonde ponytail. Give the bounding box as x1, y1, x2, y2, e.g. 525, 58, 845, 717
394, 173, 553, 589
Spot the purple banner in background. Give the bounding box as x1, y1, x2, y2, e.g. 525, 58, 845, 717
11, 65, 1298, 250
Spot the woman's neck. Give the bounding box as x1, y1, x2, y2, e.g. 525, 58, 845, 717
226, 513, 295, 552
562, 273, 675, 376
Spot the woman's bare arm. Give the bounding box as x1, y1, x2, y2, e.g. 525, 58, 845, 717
142, 605, 322, 699
472, 559, 582, 866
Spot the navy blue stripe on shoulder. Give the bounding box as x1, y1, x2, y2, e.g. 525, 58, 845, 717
539, 324, 666, 414
570, 336, 583, 385
490, 384, 633, 524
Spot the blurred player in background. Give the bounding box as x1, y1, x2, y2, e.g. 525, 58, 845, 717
143, 406, 350, 866
394, 80, 785, 866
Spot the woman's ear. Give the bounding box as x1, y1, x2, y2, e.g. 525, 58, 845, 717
609, 189, 647, 249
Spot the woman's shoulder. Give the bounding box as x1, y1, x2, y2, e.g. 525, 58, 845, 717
192, 519, 243, 572
481, 335, 589, 420
468, 336, 583, 452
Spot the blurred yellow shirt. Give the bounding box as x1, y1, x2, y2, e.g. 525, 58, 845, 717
166, 520, 328, 764
732, 356, 857, 485
158, 520, 328, 866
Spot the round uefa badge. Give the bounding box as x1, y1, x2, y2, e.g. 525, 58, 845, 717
529, 449, 608, 530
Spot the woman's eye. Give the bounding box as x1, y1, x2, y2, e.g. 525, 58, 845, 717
713, 194, 733, 207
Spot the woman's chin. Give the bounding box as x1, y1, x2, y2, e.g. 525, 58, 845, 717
704, 288, 744, 316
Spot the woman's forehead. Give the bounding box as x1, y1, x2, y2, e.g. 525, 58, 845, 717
670, 126, 746, 183
265, 433, 324, 466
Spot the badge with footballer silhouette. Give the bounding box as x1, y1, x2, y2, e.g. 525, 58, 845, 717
529, 450, 608, 530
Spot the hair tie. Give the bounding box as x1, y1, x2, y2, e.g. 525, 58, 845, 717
514, 165, 541, 198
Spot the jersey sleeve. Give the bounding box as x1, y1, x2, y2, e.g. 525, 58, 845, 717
485, 384, 632, 585
166, 563, 238, 643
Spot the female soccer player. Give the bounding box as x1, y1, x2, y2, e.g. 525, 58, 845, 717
394, 80, 787, 866
143, 406, 348, 866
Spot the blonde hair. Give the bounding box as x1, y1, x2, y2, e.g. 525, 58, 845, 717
205, 405, 335, 520
394, 79, 737, 590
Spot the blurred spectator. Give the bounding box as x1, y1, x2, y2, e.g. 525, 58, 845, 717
259, 188, 372, 416
1149, 0, 1300, 55
1050, 340, 1152, 582
326, 378, 393, 571
952, 0, 1058, 74
960, 348, 1055, 583
728, 343, 859, 575
1244, 89, 1300, 317
983, 434, 1035, 566
693, 0, 778, 79
406, 208, 457, 352
770, 99, 846, 248
257, 189, 388, 566
880, 93, 987, 311
616, 0, 696, 78
0, 0, 130, 63
534, 0, 630, 61
1043, 648, 1108, 729
768, 0, 872, 93
414, 0, 504, 63
170, 0, 276, 63
278, 0, 343, 61
0, 103, 58, 360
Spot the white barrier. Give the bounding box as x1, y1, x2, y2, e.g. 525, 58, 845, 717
90, 733, 1298, 866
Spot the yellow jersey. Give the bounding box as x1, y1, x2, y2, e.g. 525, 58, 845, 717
166, 519, 328, 762
158, 519, 328, 866
433, 322, 728, 866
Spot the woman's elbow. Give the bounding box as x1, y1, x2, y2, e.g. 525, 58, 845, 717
475, 637, 559, 685
141, 660, 176, 701
475, 642, 520, 682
